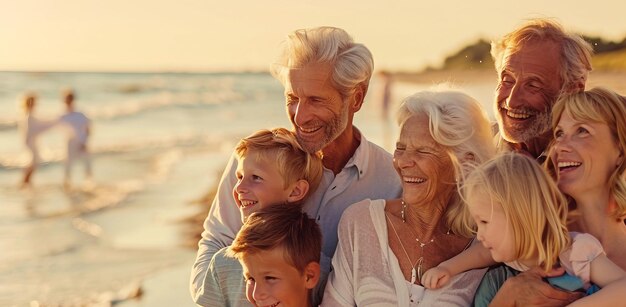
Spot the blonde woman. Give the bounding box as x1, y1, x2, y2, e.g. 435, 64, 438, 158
547, 87, 626, 269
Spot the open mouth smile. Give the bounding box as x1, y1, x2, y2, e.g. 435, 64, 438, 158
500, 102, 536, 120
298, 126, 322, 134
403, 176, 426, 184
239, 200, 258, 208
557, 161, 582, 172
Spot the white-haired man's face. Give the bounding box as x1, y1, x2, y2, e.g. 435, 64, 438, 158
494, 40, 562, 145
283, 63, 351, 153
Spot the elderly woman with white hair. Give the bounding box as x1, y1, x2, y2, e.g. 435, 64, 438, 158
322, 90, 496, 306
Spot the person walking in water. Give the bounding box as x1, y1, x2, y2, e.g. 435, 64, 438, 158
19, 92, 55, 188
58, 89, 92, 188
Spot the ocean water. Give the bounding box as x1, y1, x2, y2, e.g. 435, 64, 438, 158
0, 71, 495, 306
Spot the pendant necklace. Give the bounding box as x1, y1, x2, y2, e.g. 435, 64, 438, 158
386, 212, 420, 283
415, 236, 434, 281
396, 200, 450, 281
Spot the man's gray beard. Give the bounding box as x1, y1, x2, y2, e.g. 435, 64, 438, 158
501, 109, 552, 144
298, 102, 350, 154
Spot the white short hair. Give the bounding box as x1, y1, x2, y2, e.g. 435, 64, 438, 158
270, 26, 374, 99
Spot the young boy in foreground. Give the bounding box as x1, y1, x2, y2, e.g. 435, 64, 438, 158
229, 204, 322, 307
193, 128, 323, 306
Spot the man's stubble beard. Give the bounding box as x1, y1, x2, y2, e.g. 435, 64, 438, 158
298, 101, 350, 154
499, 107, 552, 144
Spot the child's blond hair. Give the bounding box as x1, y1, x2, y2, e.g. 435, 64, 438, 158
21, 92, 36, 112
235, 127, 323, 203
463, 153, 570, 272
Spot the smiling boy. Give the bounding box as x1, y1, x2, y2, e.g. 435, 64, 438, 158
230, 204, 322, 307
194, 128, 323, 306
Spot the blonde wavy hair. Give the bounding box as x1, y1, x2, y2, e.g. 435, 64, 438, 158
545, 87, 626, 220
397, 90, 496, 237
235, 127, 324, 203
463, 153, 570, 272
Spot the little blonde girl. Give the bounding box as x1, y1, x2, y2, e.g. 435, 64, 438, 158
422, 153, 626, 306
20, 92, 55, 187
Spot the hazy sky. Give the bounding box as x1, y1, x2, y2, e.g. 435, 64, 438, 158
2, 0, 625, 72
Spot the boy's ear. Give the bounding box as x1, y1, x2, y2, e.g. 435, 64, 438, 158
303, 261, 321, 289
287, 179, 309, 203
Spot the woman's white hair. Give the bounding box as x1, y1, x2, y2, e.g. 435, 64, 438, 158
397, 90, 496, 236
270, 26, 374, 99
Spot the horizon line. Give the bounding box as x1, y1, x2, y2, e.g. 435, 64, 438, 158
0, 68, 274, 74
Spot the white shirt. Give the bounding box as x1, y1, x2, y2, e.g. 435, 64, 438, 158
59, 111, 90, 144
21, 115, 54, 148
323, 199, 487, 307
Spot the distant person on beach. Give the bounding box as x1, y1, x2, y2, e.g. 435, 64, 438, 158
422, 153, 626, 306
475, 19, 594, 306
58, 89, 92, 188
190, 26, 402, 305
19, 92, 55, 188
378, 70, 394, 150
195, 128, 322, 306
378, 70, 393, 121
229, 204, 322, 307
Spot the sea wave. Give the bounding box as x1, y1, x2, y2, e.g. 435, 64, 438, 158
89, 90, 244, 120
0, 118, 17, 131
0, 132, 230, 170
0, 89, 245, 132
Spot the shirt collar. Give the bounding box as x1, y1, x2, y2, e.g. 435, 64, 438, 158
342, 127, 369, 180
496, 134, 547, 163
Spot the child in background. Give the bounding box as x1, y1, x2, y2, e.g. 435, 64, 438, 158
58, 88, 92, 188
421, 153, 626, 306
193, 127, 323, 307
229, 203, 322, 307
19, 93, 55, 187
